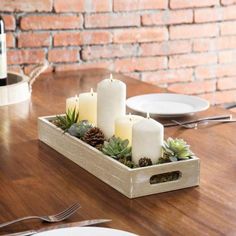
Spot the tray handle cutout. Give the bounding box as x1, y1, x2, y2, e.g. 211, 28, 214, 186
150, 171, 182, 185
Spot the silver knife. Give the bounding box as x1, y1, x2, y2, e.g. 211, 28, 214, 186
5, 219, 112, 236
164, 114, 232, 127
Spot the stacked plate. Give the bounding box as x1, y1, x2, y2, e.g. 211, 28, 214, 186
126, 93, 209, 117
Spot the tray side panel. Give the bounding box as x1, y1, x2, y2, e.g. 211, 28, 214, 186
38, 117, 132, 197
130, 159, 200, 198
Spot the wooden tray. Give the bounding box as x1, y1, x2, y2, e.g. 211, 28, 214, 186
38, 116, 200, 198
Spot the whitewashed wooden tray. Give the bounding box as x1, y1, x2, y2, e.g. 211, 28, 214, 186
38, 116, 200, 198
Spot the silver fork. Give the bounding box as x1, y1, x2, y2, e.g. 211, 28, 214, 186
0, 203, 81, 229
172, 119, 236, 129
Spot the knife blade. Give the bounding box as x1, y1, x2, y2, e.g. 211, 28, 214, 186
5, 219, 112, 236
164, 114, 232, 127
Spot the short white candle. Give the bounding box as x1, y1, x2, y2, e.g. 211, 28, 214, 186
79, 88, 97, 125
66, 95, 79, 114
132, 114, 164, 165
97, 74, 126, 138
115, 114, 144, 146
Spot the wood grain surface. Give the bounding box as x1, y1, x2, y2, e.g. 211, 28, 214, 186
0, 69, 235, 236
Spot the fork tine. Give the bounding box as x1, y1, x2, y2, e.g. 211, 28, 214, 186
54, 203, 80, 220
52, 203, 80, 218
54, 203, 80, 218
55, 204, 80, 221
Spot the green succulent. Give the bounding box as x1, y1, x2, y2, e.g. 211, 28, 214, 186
159, 137, 194, 163
102, 136, 132, 160
53, 109, 79, 132
68, 120, 93, 138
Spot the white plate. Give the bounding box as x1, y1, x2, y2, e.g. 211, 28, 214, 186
126, 93, 209, 117
35, 227, 137, 236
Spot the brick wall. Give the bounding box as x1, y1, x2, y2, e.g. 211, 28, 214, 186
1, 0, 236, 105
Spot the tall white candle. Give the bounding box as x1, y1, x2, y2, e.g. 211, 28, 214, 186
97, 74, 126, 138
66, 95, 79, 114
132, 115, 164, 165
115, 114, 144, 146
79, 88, 97, 125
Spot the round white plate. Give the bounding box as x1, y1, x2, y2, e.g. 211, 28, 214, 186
35, 227, 137, 236
126, 93, 209, 117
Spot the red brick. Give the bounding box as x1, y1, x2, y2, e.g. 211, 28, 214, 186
6, 33, 15, 48
215, 64, 236, 78
114, 57, 167, 73
8, 65, 22, 74
170, 23, 219, 39
114, 27, 168, 43
169, 53, 217, 69
221, 21, 236, 35
231, 107, 236, 113
142, 68, 193, 84
170, 0, 219, 9
7, 49, 45, 65
85, 13, 140, 28
200, 90, 236, 105
54, 0, 111, 13
195, 64, 236, 79
218, 51, 236, 64
55, 61, 112, 72
114, 0, 168, 11
2, 15, 15, 30
20, 15, 83, 30
140, 40, 191, 56
217, 77, 236, 90
82, 44, 138, 60
221, 0, 236, 5
0, 0, 52, 12
48, 49, 78, 63
18, 33, 50, 48
193, 36, 236, 52
195, 66, 216, 79
195, 5, 236, 23
168, 80, 216, 95
54, 31, 112, 46
123, 72, 140, 80
142, 10, 193, 26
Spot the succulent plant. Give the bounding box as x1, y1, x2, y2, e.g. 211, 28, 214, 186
159, 137, 194, 163
102, 136, 131, 160
68, 120, 93, 138
53, 109, 79, 131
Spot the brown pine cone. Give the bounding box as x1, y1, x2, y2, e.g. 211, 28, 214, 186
138, 157, 153, 167
82, 127, 105, 147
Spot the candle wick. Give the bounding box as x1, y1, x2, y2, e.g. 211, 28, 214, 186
90, 88, 94, 96
110, 73, 113, 82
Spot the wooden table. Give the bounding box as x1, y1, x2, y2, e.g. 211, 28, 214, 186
0, 69, 235, 236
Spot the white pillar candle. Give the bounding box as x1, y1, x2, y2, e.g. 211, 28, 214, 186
115, 114, 144, 145
66, 95, 79, 114
97, 74, 126, 138
132, 115, 164, 165
79, 88, 97, 125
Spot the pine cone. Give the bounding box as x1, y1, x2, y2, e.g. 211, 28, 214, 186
138, 157, 153, 167
82, 127, 105, 147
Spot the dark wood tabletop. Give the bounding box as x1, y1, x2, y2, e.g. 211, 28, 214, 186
0, 69, 235, 236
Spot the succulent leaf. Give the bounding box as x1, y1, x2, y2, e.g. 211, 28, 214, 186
68, 120, 93, 138
102, 136, 131, 160
54, 109, 79, 131
160, 137, 194, 163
